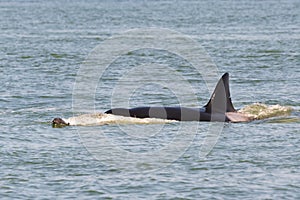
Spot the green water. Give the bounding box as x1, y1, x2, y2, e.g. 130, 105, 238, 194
1, 0, 299, 199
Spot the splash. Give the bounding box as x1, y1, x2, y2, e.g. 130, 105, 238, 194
63, 113, 174, 126
238, 103, 293, 120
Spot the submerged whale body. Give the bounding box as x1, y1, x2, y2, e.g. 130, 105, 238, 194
52, 73, 254, 127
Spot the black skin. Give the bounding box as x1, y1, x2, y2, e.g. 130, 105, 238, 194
104, 73, 236, 122
52, 118, 69, 128
105, 107, 230, 122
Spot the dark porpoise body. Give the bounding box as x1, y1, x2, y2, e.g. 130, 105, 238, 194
52, 73, 252, 127
52, 117, 69, 128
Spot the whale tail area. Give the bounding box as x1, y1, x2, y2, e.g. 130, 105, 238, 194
204, 73, 236, 114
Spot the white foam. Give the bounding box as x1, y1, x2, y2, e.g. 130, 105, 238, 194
238, 103, 292, 120
64, 113, 175, 126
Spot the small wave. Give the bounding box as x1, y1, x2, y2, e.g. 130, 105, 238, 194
266, 117, 300, 123
64, 113, 175, 126
238, 103, 293, 120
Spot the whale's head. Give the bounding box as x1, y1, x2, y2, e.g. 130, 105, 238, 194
52, 118, 69, 128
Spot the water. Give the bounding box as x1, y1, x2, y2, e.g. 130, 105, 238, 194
1, 0, 300, 199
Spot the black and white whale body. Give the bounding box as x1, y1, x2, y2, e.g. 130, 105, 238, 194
52, 73, 251, 127
105, 73, 250, 122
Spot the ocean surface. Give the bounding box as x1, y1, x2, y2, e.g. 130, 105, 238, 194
1, 0, 299, 199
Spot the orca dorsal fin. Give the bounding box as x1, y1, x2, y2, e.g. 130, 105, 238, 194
204, 73, 236, 113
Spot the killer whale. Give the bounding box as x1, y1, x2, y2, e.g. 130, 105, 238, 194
105, 73, 250, 122
52, 73, 251, 127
